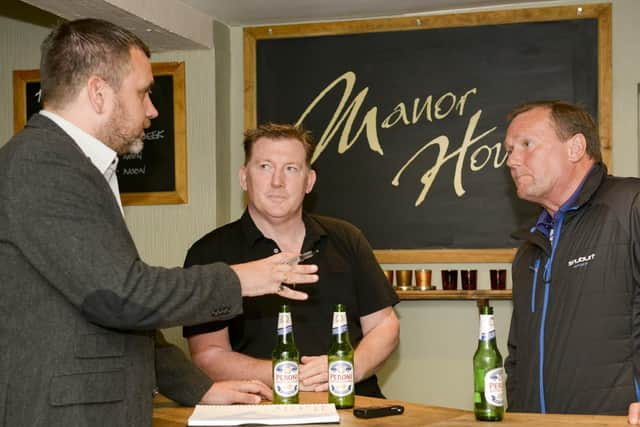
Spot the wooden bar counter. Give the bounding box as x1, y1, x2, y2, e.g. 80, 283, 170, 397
153, 392, 628, 426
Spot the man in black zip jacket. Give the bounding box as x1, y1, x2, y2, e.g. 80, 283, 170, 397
503, 100, 640, 423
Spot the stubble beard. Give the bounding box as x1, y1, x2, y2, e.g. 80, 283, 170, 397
103, 99, 146, 155
127, 138, 145, 154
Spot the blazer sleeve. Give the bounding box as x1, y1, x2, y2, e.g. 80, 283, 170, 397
5, 130, 242, 330
154, 330, 212, 405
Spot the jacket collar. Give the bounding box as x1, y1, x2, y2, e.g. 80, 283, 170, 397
38, 111, 118, 178
570, 161, 607, 209
511, 161, 607, 250
26, 113, 87, 159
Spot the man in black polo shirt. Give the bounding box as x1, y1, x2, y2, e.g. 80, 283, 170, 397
183, 123, 399, 397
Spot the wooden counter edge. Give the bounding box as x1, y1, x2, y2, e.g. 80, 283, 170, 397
153, 393, 628, 426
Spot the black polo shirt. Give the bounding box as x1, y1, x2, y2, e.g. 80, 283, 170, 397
183, 211, 399, 397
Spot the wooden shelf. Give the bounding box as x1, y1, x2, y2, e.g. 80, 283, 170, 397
396, 289, 512, 301
374, 248, 517, 263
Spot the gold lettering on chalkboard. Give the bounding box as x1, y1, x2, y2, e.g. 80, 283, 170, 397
469, 143, 507, 171
296, 71, 383, 163
298, 71, 505, 206
381, 103, 410, 127
381, 88, 478, 128
391, 110, 497, 206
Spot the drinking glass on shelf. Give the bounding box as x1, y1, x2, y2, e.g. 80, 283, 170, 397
461, 270, 477, 290
490, 269, 507, 290
498, 269, 507, 289
414, 269, 432, 290
395, 270, 413, 290
441, 269, 458, 290
449, 270, 458, 290
383, 270, 394, 288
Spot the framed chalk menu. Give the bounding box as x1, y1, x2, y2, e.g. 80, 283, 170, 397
12, 62, 187, 206
244, 4, 611, 263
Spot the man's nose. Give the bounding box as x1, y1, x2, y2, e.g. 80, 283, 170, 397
271, 168, 284, 187
146, 96, 159, 120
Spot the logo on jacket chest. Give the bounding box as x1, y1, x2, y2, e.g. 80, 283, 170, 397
567, 252, 595, 268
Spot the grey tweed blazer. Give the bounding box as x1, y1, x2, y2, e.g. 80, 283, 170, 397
0, 114, 242, 426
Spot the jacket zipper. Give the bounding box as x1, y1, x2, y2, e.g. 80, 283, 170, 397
529, 259, 541, 313
538, 212, 566, 413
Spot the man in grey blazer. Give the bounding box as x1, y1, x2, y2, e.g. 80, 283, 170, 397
0, 19, 318, 427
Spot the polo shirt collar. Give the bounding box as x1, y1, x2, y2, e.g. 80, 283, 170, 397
239, 210, 327, 249
301, 212, 328, 250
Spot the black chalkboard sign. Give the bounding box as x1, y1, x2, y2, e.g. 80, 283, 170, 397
13, 62, 187, 206
117, 74, 175, 194
244, 5, 612, 262
25, 81, 41, 120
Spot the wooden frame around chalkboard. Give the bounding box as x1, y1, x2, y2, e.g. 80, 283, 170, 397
12, 62, 187, 206
244, 4, 612, 264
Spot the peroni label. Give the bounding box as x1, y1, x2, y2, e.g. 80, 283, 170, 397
332, 311, 348, 335
483, 367, 504, 407
478, 314, 496, 341
273, 361, 299, 397
328, 360, 354, 397
277, 312, 293, 336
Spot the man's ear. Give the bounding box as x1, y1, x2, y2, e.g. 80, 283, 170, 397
305, 169, 317, 194
239, 166, 247, 191
86, 75, 108, 114
567, 133, 587, 162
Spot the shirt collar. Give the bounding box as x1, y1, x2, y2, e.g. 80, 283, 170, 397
239, 210, 327, 249
39, 110, 119, 176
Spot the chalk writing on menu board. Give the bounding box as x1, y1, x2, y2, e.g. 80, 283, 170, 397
116, 74, 176, 194
15, 62, 186, 205
24, 78, 174, 192
248, 6, 611, 257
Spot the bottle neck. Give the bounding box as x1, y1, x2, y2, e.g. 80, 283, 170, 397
277, 312, 295, 344
278, 333, 294, 345
478, 313, 497, 344
332, 310, 351, 342
332, 331, 351, 344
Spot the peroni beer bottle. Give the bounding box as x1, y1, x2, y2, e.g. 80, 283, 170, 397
328, 304, 355, 408
272, 305, 299, 404
473, 303, 505, 421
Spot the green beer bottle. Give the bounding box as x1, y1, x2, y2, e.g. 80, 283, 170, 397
473, 303, 505, 421
272, 305, 299, 404
328, 304, 355, 409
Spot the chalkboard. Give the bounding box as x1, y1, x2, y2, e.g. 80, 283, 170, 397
12, 62, 187, 206
244, 4, 612, 263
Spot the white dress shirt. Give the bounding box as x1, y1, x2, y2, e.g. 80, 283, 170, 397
39, 110, 124, 216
